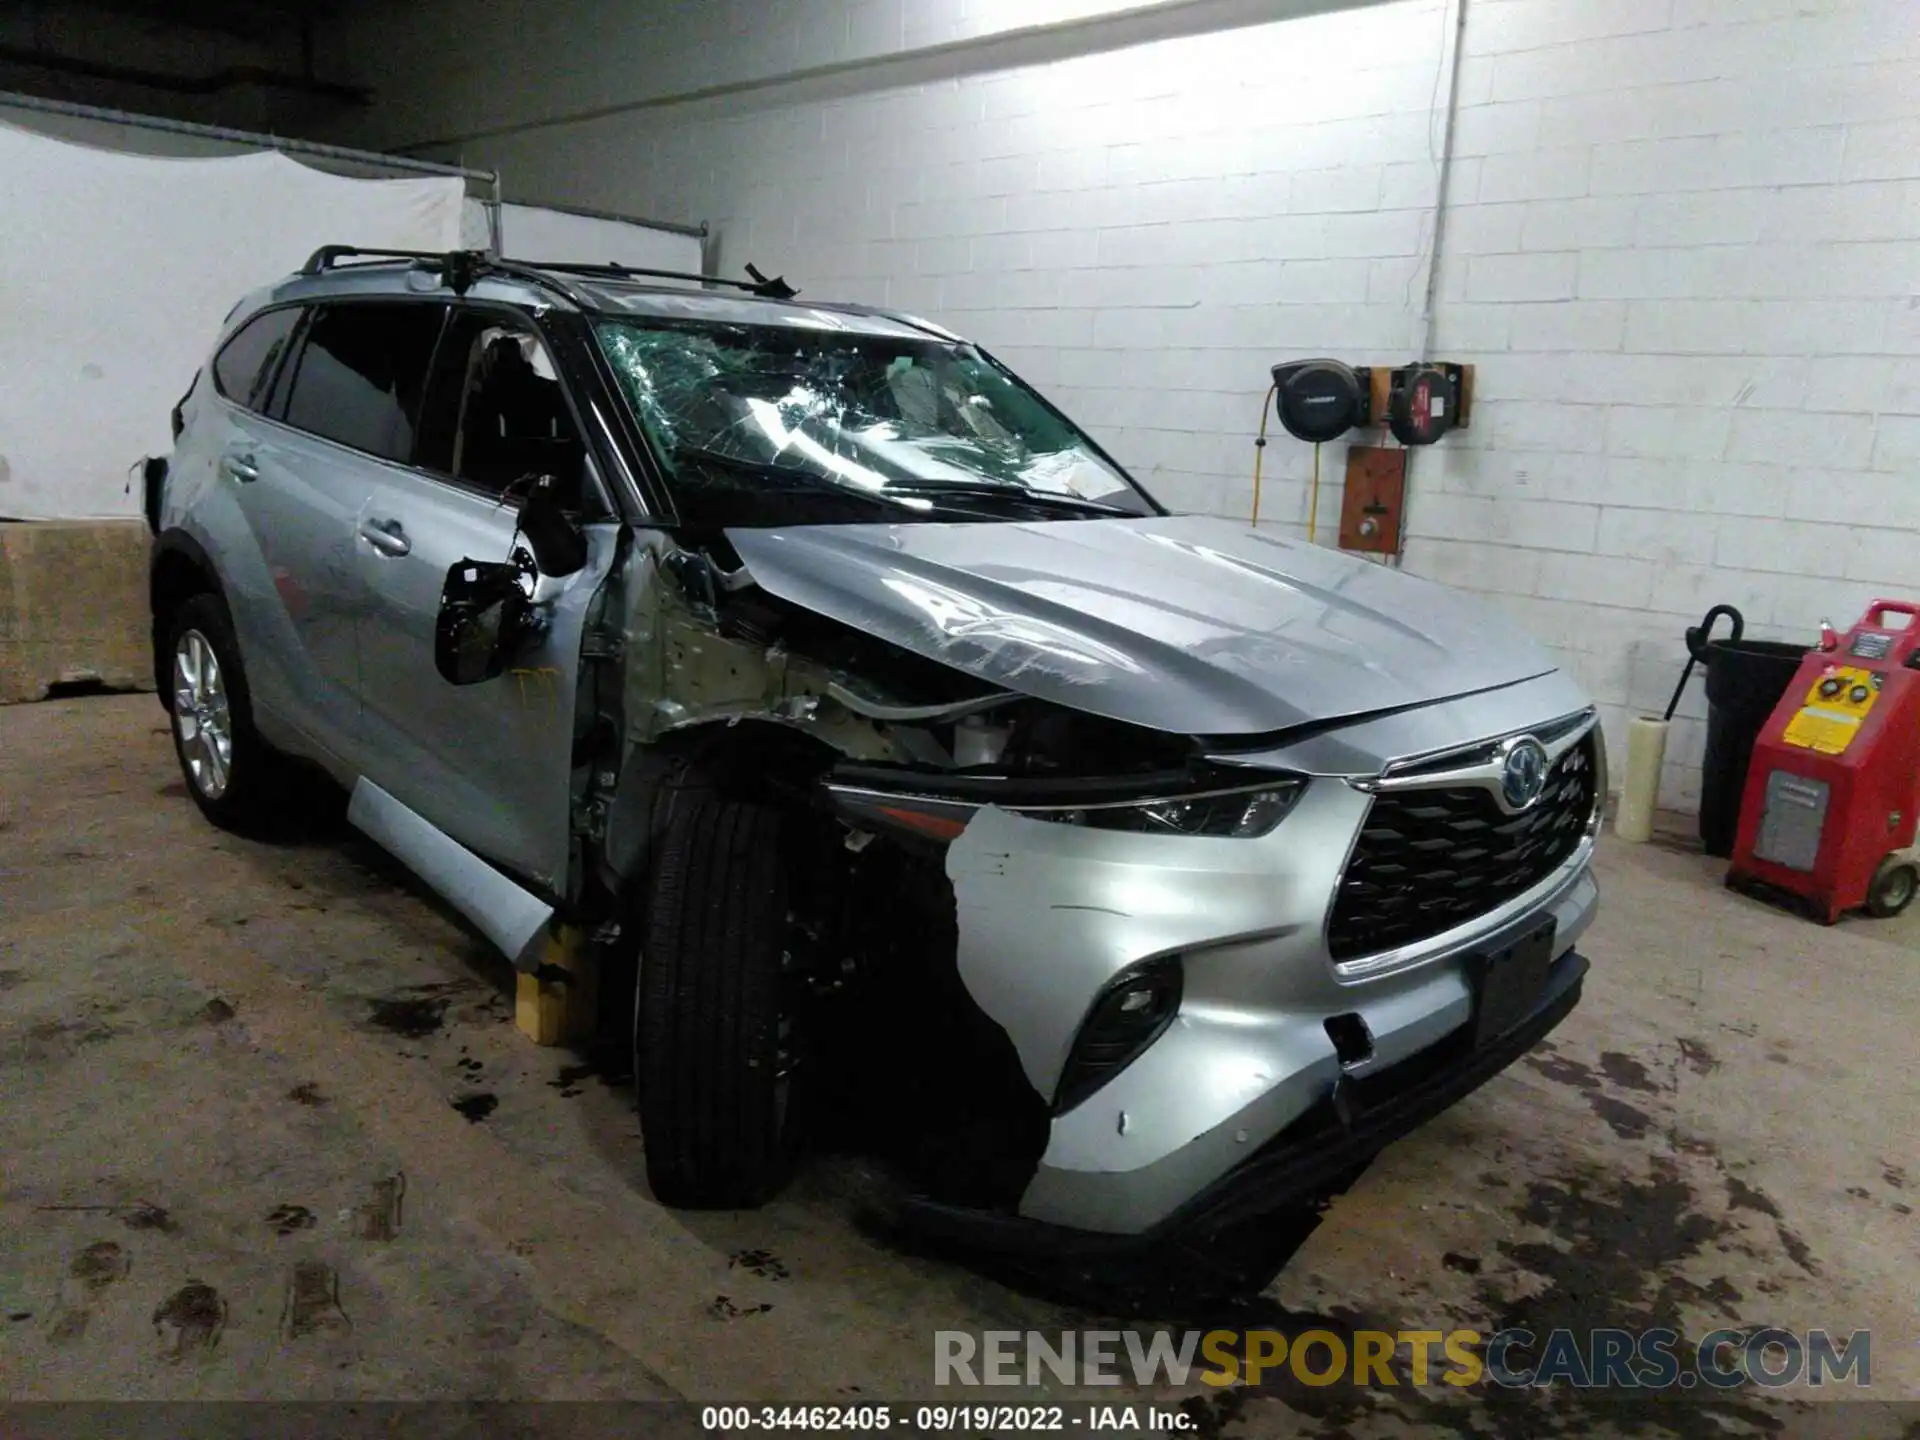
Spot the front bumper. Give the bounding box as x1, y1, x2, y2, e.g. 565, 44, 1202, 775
920, 681, 1603, 1243
943, 779, 1598, 1236
901, 946, 1589, 1260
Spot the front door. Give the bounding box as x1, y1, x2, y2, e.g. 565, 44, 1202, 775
351, 306, 616, 898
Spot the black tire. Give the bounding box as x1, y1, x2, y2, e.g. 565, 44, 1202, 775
635, 791, 796, 1208
1867, 858, 1917, 919
163, 593, 285, 828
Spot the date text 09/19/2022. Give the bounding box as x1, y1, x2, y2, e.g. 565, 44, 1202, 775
700, 1406, 1196, 1432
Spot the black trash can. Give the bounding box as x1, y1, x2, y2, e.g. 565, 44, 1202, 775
1691, 617, 1806, 858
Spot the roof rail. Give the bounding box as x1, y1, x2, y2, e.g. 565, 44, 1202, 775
298, 245, 798, 301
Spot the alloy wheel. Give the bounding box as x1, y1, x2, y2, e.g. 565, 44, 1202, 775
171, 629, 233, 800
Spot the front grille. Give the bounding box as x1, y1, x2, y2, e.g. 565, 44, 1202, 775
1327, 731, 1598, 963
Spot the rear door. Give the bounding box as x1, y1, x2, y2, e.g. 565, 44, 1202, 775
351, 304, 617, 897
190, 302, 365, 764
244, 299, 446, 764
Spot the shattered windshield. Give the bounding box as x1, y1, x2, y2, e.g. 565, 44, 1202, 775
594, 316, 1155, 526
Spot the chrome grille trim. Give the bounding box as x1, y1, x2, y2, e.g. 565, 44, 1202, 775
1329, 714, 1603, 973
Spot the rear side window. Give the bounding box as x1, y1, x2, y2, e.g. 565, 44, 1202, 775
211, 307, 301, 413
279, 302, 445, 464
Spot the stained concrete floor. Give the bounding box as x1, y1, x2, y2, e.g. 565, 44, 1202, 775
1, 694, 1914, 1436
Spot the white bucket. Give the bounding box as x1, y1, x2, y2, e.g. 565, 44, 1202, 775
1614, 716, 1669, 844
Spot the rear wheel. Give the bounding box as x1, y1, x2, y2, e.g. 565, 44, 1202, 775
635, 791, 799, 1208
1867, 857, 1917, 919
165, 594, 285, 828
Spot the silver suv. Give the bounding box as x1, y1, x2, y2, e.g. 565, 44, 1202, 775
149, 248, 1602, 1300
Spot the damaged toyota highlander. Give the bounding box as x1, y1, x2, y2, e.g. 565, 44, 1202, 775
147, 248, 1602, 1301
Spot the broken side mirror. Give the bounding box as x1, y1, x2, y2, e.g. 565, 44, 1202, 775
516, 473, 587, 577
434, 551, 541, 686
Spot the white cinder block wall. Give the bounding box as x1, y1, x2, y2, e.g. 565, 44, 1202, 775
1425, 0, 1920, 810
326, 0, 1920, 810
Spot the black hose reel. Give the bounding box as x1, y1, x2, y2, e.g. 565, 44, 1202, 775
1271, 360, 1369, 443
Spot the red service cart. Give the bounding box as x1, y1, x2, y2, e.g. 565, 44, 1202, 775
1727, 600, 1920, 923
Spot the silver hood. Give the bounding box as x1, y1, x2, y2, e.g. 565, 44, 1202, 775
724, 514, 1556, 737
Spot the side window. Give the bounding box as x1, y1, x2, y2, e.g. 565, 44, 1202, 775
416, 310, 585, 501
279, 302, 445, 463
210, 307, 301, 414
259, 310, 310, 419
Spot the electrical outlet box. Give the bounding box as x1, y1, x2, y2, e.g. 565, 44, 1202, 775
1340, 445, 1406, 553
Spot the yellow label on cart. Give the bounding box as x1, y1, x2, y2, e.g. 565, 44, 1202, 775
1783, 665, 1879, 755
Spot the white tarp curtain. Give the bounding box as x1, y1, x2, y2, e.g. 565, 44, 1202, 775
458, 198, 702, 271
0, 118, 467, 520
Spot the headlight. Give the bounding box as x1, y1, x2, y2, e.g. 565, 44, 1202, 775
1021, 780, 1306, 838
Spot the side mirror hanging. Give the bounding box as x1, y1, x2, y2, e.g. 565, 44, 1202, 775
434, 551, 540, 686
516, 473, 587, 577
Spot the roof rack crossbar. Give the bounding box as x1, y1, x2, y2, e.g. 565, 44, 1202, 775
301, 245, 500, 296
301, 244, 454, 275
518, 260, 797, 300
298, 245, 799, 301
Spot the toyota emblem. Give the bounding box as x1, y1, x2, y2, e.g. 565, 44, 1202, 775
1499, 736, 1550, 812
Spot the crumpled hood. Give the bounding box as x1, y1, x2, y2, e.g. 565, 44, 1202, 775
724, 514, 1557, 737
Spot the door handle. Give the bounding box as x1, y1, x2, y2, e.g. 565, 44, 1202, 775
359, 518, 411, 557
220, 453, 259, 483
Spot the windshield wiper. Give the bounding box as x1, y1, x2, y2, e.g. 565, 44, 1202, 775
674, 444, 817, 484
675, 446, 1140, 520
882, 483, 1139, 517
673, 445, 923, 510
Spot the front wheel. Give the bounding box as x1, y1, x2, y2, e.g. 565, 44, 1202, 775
635, 791, 800, 1208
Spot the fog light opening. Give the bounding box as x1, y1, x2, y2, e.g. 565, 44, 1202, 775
1324, 1013, 1374, 1068
1054, 958, 1184, 1114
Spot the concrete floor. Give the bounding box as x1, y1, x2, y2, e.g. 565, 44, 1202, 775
1, 694, 1914, 1435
